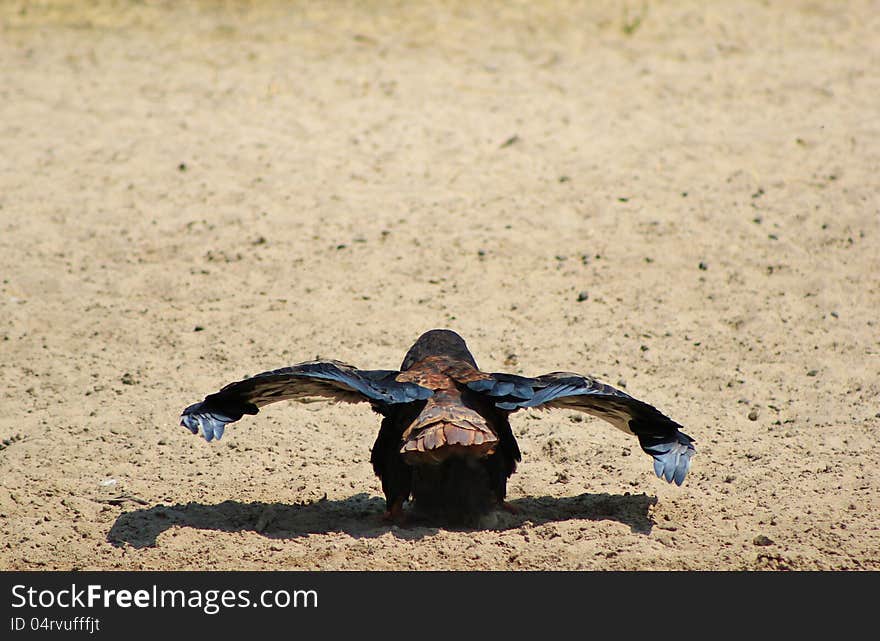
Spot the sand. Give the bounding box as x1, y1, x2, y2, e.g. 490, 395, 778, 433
1, 0, 878, 571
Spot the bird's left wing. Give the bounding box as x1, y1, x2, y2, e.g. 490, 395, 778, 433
467, 371, 695, 485
180, 360, 433, 442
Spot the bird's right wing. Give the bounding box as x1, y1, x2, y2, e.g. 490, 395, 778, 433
467, 371, 695, 485
180, 360, 432, 442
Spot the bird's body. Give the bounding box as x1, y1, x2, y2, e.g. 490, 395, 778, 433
180, 329, 695, 525
371, 352, 521, 523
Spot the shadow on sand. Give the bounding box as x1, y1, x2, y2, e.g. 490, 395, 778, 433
107, 491, 657, 548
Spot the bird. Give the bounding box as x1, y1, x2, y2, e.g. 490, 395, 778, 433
179, 329, 695, 525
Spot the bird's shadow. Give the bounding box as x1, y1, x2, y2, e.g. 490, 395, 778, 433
107, 492, 657, 549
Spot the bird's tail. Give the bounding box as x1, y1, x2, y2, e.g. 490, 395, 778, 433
399, 399, 498, 465
400, 420, 498, 464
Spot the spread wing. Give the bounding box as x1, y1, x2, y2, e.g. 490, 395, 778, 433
467, 371, 695, 485
180, 360, 432, 442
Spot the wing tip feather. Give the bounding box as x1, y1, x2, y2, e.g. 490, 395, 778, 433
180, 402, 235, 442
646, 433, 696, 485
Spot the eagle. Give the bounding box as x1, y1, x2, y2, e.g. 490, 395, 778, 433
180, 329, 695, 524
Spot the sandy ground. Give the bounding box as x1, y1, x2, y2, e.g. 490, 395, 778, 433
1, 0, 878, 571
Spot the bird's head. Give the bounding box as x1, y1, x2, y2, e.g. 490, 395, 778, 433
400, 329, 478, 370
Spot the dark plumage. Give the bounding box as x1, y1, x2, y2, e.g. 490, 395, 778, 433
180, 329, 695, 524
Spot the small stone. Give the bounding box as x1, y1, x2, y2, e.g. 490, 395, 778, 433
806, 369, 818, 377
576, 291, 589, 302
500, 134, 519, 148
753, 534, 774, 546
698, 261, 708, 270
748, 409, 759, 421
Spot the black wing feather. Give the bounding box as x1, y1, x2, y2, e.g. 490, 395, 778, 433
180, 360, 432, 442
467, 371, 695, 485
